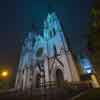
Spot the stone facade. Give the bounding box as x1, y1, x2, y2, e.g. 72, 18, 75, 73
15, 12, 80, 90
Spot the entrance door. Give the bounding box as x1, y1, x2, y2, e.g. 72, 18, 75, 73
56, 69, 64, 87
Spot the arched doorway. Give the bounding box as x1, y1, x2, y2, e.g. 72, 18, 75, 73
56, 69, 64, 87
36, 74, 41, 88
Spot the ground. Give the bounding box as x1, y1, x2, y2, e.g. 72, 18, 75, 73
74, 88, 100, 100
0, 87, 99, 100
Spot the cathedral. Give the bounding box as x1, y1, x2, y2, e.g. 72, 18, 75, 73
15, 12, 99, 90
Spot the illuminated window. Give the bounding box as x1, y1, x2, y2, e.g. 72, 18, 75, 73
87, 69, 92, 74
80, 58, 93, 74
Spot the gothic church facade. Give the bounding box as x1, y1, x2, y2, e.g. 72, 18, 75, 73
15, 12, 80, 90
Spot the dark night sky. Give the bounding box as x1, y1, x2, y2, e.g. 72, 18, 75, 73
0, 0, 93, 69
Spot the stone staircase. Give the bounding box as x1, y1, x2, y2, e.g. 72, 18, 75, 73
0, 82, 92, 100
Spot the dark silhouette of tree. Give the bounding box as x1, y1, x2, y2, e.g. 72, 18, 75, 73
88, 0, 100, 80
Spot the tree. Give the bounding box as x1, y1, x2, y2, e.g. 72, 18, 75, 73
88, 0, 100, 80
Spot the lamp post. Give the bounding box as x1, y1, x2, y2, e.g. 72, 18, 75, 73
0, 70, 9, 78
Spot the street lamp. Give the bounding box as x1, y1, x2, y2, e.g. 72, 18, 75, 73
1, 70, 9, 78
0, 70, 9, 78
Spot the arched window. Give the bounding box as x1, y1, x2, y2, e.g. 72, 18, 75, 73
49, 30, 53, 38
52, 28, 56, 36
49, 28, 56, 38
36, 47, 43, 57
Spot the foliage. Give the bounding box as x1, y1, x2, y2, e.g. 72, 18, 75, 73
88, 0, 100, 78
0, 79, 10, 90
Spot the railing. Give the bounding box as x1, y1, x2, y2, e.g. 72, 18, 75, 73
39, 80, 93, 90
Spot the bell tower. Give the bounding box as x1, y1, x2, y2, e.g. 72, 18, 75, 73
43, 13, 80, 87
15, 32, 36, 89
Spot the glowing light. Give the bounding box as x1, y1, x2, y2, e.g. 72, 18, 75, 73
1, 70, 8, 77
87, 69, 92, 74
91, 74, 100, 88
80, 58, 93, 74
